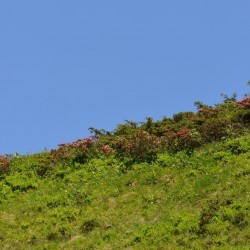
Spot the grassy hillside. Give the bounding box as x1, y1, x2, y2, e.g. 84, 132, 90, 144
0, 95, 249, 249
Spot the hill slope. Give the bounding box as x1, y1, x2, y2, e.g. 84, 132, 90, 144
0, 96, 250, 249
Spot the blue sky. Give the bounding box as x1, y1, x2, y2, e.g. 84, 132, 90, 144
0, 1, 249, 154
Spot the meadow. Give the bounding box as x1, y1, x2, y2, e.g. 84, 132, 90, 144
0, 94, 249, 249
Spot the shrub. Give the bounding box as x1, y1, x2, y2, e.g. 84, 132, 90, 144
175, 128, 201, 152
236, 97, 250, 109
0, 155, 10, 177
161, 128, 177, 152
161, 128, 201, 153
225, 137, 250, 155
173, 112, 194, 123
236, 110, 250, 125
4, 173, 38, 192
80, 219, 100, 234
32, 152, 55, 177
200, 119, 229, 142
100, 145, 114, 156
113, 130, 163, 162
197, 107, 219, 119
49, 137, 99, 165
114, 120, 138, 136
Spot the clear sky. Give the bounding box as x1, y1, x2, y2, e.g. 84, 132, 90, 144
0, 1, 249, 154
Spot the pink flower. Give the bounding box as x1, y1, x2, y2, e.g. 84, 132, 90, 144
101, 145, 113, 154
101, 145, 109, 150
72, 142, 80, 147
84, 137, 93, 145
177, 129, 190, 137
236, 97, 250, 109
236, 97, 249, 103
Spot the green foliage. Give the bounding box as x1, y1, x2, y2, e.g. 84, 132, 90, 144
4, 173, 38, 192
225, 137, 250, 155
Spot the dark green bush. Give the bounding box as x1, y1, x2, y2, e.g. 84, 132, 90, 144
225, 137, 250, 155
4, 173, 38, 192
80, 219, 100, 234
200, 119, 229, 142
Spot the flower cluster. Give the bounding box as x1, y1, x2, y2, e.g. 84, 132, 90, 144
50, 137, 97, 164
0, 155, 10, 175
58, 137, 94, 149
176, 129, 192, 138
236, 97, 250, 109
100, 145, 113, 155
174, 128, 201, 152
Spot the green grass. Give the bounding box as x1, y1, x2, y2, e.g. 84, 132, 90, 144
0, 134, 249, 249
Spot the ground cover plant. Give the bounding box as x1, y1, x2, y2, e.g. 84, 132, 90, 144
0, 91, 249, 249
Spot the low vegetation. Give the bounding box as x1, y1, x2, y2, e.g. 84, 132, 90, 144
0, 92, 249, 249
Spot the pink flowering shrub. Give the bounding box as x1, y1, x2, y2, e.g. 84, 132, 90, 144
199, 107, 218, 119
100, 145, 113, 156
162, 128, 177, 148
50, 137, 99, 165
162, 128, 201, 153
0, 155, 10, 176
113, 130, 163, 162
236, 97, 250, 109
176, 128, 201, 151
